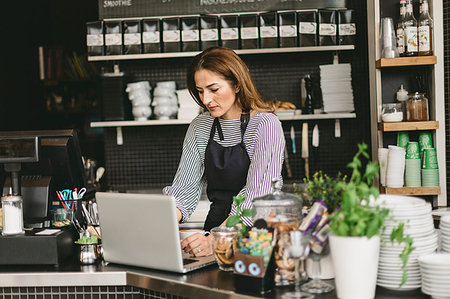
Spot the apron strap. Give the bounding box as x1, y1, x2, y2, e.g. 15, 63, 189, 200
240, 113, 250, 139
211, 112, 250, 142
210, 118, 225, 141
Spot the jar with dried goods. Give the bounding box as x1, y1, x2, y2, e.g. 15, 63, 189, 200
407, 92, 429, 121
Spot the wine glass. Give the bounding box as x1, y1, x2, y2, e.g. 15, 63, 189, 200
301, 240, 334, 293
282, 230, 314, 299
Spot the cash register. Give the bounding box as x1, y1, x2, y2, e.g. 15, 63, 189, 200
0, 129, 87, 265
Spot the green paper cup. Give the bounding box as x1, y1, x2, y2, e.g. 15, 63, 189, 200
406, 141, 420, 159
397, 132, 410, 149
422, 148, 438, 169
418, 132, 433, 159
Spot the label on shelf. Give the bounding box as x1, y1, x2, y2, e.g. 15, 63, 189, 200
280, 25, 296, 37
124, 33, 141, 45
319, 23, 336, 36
105, 34, 122, 46
339, 23, 356, 35
201, 29, 218, 41
143, 32, 160, 43
87, 34, 104, 46
241, 27, 258, 39
163, 30, 181, 42
182, 29, 199, 42
260, 26, 277, 38
221, 28, 238, 40
299, 22, 316, 34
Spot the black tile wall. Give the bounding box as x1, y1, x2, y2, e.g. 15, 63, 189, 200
101, 1, 370, 191
444, 0, 450, 205
0, 286, 187, 299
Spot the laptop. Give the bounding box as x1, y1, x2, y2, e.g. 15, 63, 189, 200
95, 192, 216, 273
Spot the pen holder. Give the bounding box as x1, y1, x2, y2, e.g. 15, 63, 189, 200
233, 250, 276, 295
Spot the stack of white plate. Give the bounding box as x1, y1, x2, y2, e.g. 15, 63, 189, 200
375, 194, 438, 291
418, 253, 450, 298
319, 63, 354, 113
439, 216, 450, 253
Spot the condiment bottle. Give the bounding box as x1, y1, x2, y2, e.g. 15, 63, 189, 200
302, 74, 313, 115
418, 0, 433, 56
1, 194, 25, 236
396, 0, 407, 56
404, 0, 418, 56
407, 92, 429, 121
396, 84, 408, 121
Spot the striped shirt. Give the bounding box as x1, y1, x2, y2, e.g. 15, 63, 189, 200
163, 111, 285, 227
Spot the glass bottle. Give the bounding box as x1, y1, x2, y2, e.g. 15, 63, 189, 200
1, 194, 25, 236
418, 0, 433, 56
403, 0, 418, 56
396, 0, 407, 56
407, 92, 429, 121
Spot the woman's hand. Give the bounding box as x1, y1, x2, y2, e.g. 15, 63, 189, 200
181, 233, 214, 257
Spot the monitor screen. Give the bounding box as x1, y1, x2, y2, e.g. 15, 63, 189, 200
0, 129, 87, 223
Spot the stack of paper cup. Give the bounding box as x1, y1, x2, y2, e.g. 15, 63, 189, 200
422, 148, 439, 186
418, 132, 433, 159
404, 142, 421, 187
397, 131, 409, 149
385, 145, 405, 188
152, 81, 178, 120
126, 81, 152, 121
378, 148, 389, 186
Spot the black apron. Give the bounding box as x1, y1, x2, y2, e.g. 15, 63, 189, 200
203, 113, 251, 231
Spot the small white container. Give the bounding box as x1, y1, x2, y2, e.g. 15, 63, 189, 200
381, 103, 403, 122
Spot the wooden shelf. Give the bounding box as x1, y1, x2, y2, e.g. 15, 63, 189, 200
376, 56, 437, 68
88, 45, 355, 61
381, 186, 441, 196
378, 121, 439, 132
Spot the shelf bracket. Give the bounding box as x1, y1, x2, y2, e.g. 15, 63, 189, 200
116, 127, 123, 145
335, 119, 341, 138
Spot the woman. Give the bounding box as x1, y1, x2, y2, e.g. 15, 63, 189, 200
163, 47, 285, 257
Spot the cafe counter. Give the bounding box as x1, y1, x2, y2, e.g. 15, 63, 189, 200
0, 261, 430, 298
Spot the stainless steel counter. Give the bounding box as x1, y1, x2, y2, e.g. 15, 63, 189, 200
0, 261, 430, 299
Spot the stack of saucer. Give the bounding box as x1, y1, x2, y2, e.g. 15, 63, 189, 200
404, 141, 421, 187
375, 195, 438, 291
385, 145, 406, 188
422, 148, 439, 187
418, 253, 450, 298
319, 63, 354, 113
439, 216, 450, 253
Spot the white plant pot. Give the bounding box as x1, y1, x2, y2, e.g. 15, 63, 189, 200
329, 235, 380, 299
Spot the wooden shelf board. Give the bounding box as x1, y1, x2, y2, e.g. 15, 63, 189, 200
88, 45, 355, 61
381, 186, 440, 196
378, 121, 439, 131
376, 56, 437, 68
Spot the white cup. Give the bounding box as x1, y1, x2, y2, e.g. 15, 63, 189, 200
156, 81, 176, 89
126, 81, 151, 92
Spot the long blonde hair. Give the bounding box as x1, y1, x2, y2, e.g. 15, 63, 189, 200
186, 47, 274, 113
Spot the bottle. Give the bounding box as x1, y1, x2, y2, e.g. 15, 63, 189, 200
1, 194, 25, 236
418, 0, 433, 56
302, 74, 313, 115
396, 0, 407, 56
403, 0, 418, 56
396, 84, 408, 121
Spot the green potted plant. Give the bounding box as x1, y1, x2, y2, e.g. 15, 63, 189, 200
328, 143, 413, 299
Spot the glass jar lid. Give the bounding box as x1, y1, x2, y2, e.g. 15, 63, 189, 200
252, 178, 303, 207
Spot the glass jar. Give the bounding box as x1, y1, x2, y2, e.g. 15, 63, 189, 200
381, 103, 403, 122
407, 92, 429, 121
1, 194, 25, 236
252, 179, 303, 286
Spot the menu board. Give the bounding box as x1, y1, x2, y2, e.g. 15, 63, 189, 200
99, 0, 346, 19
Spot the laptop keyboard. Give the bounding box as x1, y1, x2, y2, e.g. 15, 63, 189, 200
183, 258, 199, 265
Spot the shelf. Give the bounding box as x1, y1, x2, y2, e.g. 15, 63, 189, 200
381, 186, 441, 196
90, 112, 356, 128
88, 45, 355, 61
375, 56, 437, 68
378, 121, 439, 132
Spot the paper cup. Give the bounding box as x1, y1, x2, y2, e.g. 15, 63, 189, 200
406, 142, 420, 159
179, 229, 204, 240
378, 148, 389, 186
422, 148, 438, 169
397, 132, 410, 149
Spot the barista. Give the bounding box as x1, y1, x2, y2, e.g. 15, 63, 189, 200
163, 47, 285, 256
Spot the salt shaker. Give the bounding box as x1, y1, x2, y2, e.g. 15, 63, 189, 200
1, 194, 25, 236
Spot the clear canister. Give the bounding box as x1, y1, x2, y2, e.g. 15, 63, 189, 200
1, 194, 25, 236
252, 178, 303, 286
407, 92, 429, 121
